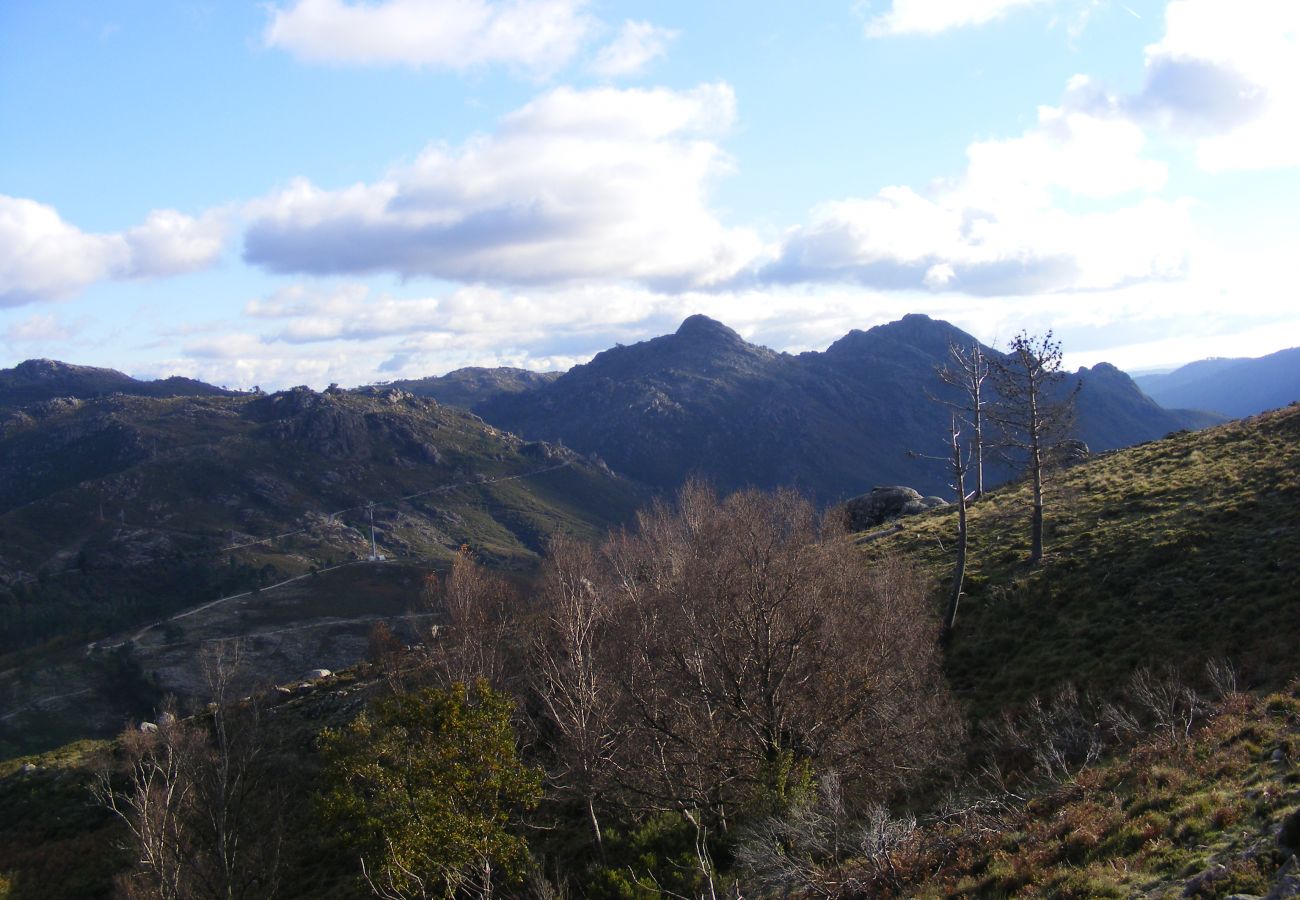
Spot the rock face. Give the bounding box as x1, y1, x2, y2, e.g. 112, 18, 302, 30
841, 486, 947, 531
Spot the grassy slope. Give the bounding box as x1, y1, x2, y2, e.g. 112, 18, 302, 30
873, 688, 1300, 899
870, 403, 1300, 718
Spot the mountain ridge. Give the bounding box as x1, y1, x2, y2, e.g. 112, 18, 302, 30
0, 359, 235, 409
1134, 345, 1300, 418
475, 314, 1219, 499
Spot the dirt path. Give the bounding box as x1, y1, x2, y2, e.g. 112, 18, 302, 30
0, 687, 94, 722
92, 559, 380, 652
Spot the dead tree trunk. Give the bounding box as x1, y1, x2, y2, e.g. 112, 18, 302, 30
943, 416, 968, 641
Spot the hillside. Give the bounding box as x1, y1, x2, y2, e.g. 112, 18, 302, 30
1135, 347, 1300, 419
477, 314, 1219, 500
0, 385, 643, 753
0, 359, 234, 410
867, 402, 1300, 717
2, 403, 1299, 900
383, 366, 562, 408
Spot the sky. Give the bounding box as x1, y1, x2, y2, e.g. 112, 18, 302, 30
2, 0, 1298, 389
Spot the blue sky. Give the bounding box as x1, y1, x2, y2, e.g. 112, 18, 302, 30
2, 0, 1298, 388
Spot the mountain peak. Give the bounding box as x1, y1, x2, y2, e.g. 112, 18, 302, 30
674, 315, 745, 344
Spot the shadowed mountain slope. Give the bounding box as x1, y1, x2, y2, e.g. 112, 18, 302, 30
0, 386, 643, 656
476, 314, 1217, 500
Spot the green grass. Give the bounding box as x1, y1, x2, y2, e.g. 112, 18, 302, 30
869, 403, 1300, 717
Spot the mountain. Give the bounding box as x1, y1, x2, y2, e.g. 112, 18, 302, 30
475, 314, 1217, 500
1134, 346, 1300, 418
383, 366, 562, 408
0, 386, 642, 655
0, 358, 234, 409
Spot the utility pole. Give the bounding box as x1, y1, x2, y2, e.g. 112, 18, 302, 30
367, 503, 380, 561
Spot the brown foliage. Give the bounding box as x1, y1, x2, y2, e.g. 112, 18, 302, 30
421, 548, 521, 695
531, 483, 962, 828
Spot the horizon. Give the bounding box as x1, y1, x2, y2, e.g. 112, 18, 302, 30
3, 0, 1298, 390
7, 310, 1295, 390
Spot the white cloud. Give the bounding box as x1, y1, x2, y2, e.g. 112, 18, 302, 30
590, 20, 678, 78
263, 0, 595, 74
862, 0, 1050, 36
761, 100, 1188, 295
0, 196, 226, 307
242, 83, 762, 290
1132, 0, 1300, 170
3, 313, 81, 344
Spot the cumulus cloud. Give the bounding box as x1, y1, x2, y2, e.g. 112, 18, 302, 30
590, 20, 678, 78
1133, 0, 1299, 170
0, 196, 226, 307
862, 0, 1051, 36
759, 102, 1189, 295
1062, 1, 1300, 170
242, 83, 762, 290
262, 0, 595, 74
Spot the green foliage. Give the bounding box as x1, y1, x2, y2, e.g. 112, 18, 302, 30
317, 682, 542, 899
582, 813, 723, 900
0, 740, 125, 900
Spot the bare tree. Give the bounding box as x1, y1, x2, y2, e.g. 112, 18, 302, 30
558, 483, 961, 826
935, 340, 991, 499
529, 536, 624, 859
95, 643, 283, 900
94, 701, 203, 900
422, 548, 519, 694
910, 414, 972, 641
988, 331, 1078, 565
189, 642, 283, 900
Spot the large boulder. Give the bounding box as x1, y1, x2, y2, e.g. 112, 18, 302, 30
842, 486, 946, 531
1047, 439, 1091, 469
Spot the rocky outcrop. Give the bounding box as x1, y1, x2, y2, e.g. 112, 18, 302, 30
841, 486, 947, 531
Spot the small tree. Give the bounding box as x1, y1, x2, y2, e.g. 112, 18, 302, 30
317, 682, 542, 900
421, 549, 518, 695
935, 340, 991, 499
94, 703, 203, 900
529, 536, 623, 860
909, 414, 972, 641
989, 331, 1079, 565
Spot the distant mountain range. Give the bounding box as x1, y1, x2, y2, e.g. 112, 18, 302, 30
0, 358, 235, 409
386, 367, 562, 409
0, 314, 1224, 506
1134, 346, 1300, 419
459, 314, 1220, 500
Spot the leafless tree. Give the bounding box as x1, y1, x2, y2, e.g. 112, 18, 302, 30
554, 483, 961, 826
94, 643, 282, 900
529, 536, 624, 859
910, 414, 972, 640
94, 701, 203, 900
988, 331, 1078, 564
935, 340, 991, 499
422, 548, 519, 694
189, 642, 283, 900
